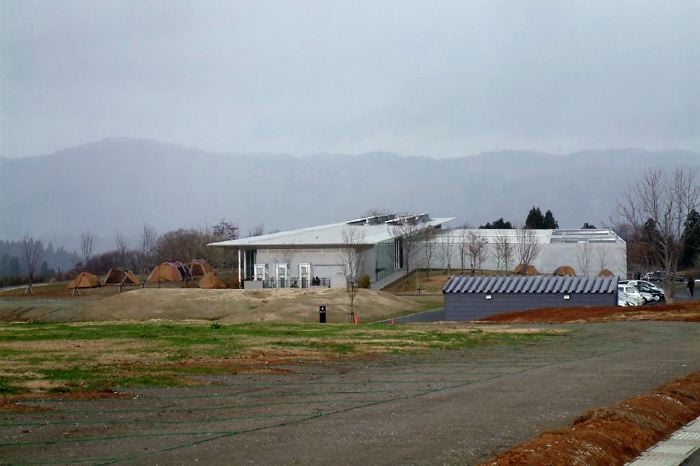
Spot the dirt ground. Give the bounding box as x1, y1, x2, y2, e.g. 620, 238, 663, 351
483, 301, 700, 323
0, 287, 428, 323
486, 371, 700, 465
1, 321, 698, 465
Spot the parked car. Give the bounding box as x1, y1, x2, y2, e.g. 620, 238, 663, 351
617, 285, 645, 306
620, 280, 666, 303
618, 293, 638, 307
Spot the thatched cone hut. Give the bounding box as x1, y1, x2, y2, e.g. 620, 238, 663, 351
103, 267, 140, 286
68, 272, 100, 289
553, 265, 576, 276
513, 264, 539, 275
67, 272, 101, 295
147, 261, 191, 287
199, 272, 226, 289
598, 268, 614, 277
189, 259, 213, 277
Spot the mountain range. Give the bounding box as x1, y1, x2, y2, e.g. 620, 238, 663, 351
2, 138, 699, 252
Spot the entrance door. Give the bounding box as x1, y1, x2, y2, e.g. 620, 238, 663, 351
299, 263, 311, 288
276, 264, 288, 288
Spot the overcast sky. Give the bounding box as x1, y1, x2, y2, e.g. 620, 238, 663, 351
2, 0, 699, 158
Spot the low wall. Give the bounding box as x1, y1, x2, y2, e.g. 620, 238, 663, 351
444, 292, 617, 320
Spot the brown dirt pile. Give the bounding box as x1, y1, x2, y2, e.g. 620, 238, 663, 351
483, 302, 700, 324
483, 371, 700, 466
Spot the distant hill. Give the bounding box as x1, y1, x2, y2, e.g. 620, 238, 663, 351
1, 137, 698, 251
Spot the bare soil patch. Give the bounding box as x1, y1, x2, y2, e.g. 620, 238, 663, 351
484, 371, 700, 466
483, 302, 700, 324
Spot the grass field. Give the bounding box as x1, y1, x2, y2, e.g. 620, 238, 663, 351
0, 322, 560, 396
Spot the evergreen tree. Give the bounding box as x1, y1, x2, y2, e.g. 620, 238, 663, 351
543, 210, 559, 229
39, 261, 51, 278
581, 222, 597, 229
479, 218, 513, 229
0, 254, 9, 277
680, 209, 700, 268
8, 256, 20, 276
524, 207, 545, 229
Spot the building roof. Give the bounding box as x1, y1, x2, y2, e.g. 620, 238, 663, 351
209, 214, 455, 248
443, 275, 618, 294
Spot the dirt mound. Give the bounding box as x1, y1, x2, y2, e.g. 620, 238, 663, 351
484, 371, 700, 466
483, 302, 700, 323
73, 288, 422, 323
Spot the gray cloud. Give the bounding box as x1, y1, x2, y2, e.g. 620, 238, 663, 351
2, 0, 699, 158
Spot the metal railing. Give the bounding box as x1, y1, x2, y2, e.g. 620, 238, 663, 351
256, 277, 331, 289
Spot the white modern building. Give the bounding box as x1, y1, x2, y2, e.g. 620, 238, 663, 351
209, 214, 627, 289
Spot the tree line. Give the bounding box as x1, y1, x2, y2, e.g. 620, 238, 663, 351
0, 239, 77, 287
5, 219, 246, 292
77, 219, 241, 276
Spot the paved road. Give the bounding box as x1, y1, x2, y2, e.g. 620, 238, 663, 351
2, 321, 699, 465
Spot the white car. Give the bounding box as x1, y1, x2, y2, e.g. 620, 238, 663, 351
618, 294, 637, 307
621, 280, 665, 303
618, 285, 644, 306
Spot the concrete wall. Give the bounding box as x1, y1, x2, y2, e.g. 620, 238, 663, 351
414, 236, 627, 278
444, 292, 617, 320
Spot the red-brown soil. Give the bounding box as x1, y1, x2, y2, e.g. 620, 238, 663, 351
483, 371, 700, 466
1, 390, 127, 412
483, 302, 700, 324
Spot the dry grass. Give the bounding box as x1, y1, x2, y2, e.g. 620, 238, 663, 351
0, 321, 559, 397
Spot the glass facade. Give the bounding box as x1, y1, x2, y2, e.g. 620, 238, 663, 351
244, 250, 256, 280
375, 239, 398, 282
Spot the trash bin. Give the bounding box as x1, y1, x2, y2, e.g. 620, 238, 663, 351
319, 305, 326, 323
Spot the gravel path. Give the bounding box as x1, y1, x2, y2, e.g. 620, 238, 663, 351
1, 321, 699, 465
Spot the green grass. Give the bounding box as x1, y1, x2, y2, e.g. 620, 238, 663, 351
0, 322, 562, 396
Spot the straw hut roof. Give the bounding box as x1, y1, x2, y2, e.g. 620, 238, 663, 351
103, 268, 140, 286
189, 259, 213, 277
553, 265, 576, 276
147, 261, 190, 283
199, 272, 226, 289
67, 272, 101, 289
513, 264, 539, 275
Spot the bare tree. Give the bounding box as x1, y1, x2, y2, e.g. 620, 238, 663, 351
596, 247, 608, 275
617, 167, 699, 301
80, 232, 94, 271
209, 219, 239, 269
139, 224, 158, 274
248, 224, 264, 237
21, 234, 42, 295
576, 241, 592, 276
114, 230, 130, 264
458, 228, 469, 274
515, 228, 541, 273
466, 231, 488, 275
439, 231, 455, 274
494, 233, 514, 273
340, 226, 366, 322
388, 214, 429, 274
421, 226, 436, 278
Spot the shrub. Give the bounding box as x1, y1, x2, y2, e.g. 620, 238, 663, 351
357, 273, 371, 288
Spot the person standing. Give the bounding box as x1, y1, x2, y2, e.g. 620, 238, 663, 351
687, 277, 695, 297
